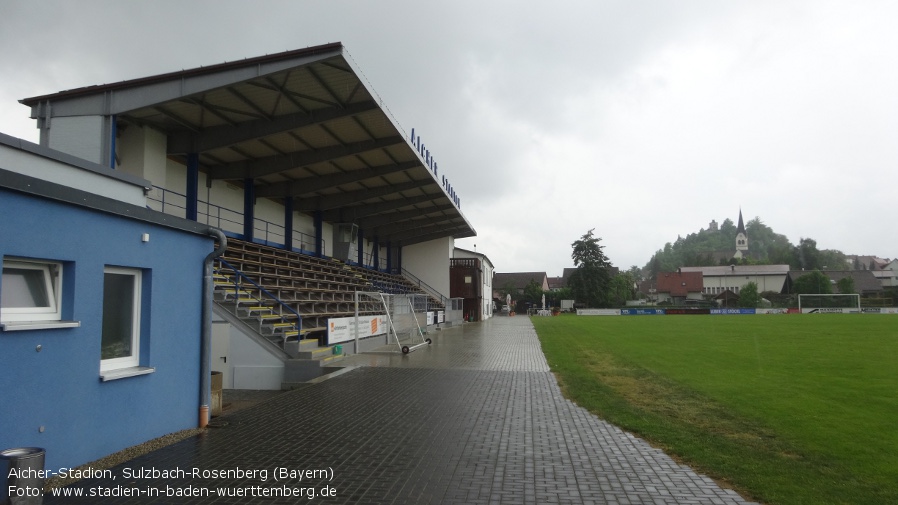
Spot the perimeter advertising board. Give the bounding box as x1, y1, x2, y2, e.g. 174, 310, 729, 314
620, 308, 665, 315
328, 315, 387, 344
861, 308, 898, 314
576, 309, 621, 316
803, 308, 861, 314
756, 308, 800, 314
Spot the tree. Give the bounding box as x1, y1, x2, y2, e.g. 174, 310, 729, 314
819, 249, 848, 271
523, 279, 544, 303
836, 276, 856, 295
498, 282, 517, 300
796, 238, 821, 271
608, 272, 637, 307
546, 287, 573, 308
792, 270, 832, 294
649, 255, 661, 281
569, 229, 613, 307
738, 281, 760, 308
572, 228, 612, 269
627, 265, 643, 283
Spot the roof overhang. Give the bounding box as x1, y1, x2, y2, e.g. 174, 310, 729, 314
21, 42, 475, 246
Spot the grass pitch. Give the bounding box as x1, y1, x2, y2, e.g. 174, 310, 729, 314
531, 314, 898, 505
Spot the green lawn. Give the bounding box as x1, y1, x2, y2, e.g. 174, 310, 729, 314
532, 314, 898, 505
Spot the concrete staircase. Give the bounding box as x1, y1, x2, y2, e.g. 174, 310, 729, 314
282, 338, 346, 388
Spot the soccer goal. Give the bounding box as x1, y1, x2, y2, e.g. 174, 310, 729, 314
354, 291, 432, 353
798, 293, 861, 313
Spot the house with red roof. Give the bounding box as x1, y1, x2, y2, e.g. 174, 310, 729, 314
655, 271, 704, 304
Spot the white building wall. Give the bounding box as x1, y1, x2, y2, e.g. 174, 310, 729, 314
118, 125, 167, 185
701, 274, 787, 294
0, 139, 146, 206
46, 116, 105, 164
210, 315, 284, 390
482, 259, 494, 318
403, 237, 453, 299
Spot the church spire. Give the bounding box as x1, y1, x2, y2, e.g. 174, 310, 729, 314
734, 207, 748, 258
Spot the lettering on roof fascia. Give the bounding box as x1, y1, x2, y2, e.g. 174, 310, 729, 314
410, 128, 460, 209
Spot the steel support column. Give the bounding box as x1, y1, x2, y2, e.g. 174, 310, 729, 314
284, 197, 294, 251
357, 227, 364, 266
314, 210, 323, 257
243, 178, 254, 241
186, 153, 199, 221
373, 237, 380, 271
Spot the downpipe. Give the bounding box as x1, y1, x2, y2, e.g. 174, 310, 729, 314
200, 228, 227, 428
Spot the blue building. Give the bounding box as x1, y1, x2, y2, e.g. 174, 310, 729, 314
0, 133, 219, 471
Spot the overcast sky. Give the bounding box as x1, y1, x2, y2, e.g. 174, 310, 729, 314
2, 0, 895, 275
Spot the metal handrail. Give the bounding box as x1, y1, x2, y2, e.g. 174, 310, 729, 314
148, 185, 324, 253
216, 258, 302, 343
401, 268, 449, 306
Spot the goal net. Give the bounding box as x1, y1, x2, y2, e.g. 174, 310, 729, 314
354, 291, 431, 353
798, 294, 861, 313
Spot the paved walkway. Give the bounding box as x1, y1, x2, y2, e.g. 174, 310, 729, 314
46, 317, 757, 504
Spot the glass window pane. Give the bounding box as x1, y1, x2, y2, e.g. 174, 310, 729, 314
101, 273, 135, 360
1, 267, 50, 308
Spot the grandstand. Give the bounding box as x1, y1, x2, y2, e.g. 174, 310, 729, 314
17, 42, 477, 389
214, 237, 446, 342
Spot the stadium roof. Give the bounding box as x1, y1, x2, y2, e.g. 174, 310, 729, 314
20, 42, 475, 246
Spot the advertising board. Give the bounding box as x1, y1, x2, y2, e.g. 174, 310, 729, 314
576, 309, 621, 316
327, 314, 387, 344
710, 308, 756, 315
619, 308, 665, 315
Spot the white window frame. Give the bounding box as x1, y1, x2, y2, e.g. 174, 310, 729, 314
100, 267, 142, 373
1, 258, 62, 323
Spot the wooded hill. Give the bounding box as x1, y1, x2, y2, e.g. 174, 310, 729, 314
644, 216, 853, 277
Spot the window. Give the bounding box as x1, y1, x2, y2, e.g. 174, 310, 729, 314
100, 267, 142, 372
1, 258, 62, 323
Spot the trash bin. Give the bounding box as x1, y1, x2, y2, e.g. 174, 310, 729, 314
1, 447, 45, 505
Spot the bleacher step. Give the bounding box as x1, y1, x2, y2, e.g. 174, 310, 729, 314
296, 347, 334, 360
298, 338, 319, 350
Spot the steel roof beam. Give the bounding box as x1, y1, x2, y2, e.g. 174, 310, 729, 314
152, 106, 201, 131
377, 223, 471, 245
305, 66, 344, 107
397, 227, 477, 247
262, 74, 310, 114
226, 86, 272, 120
371, 214, 458, 237
354, 204, 455, 229
296, 181, 426, 212
320, 194, 438, 222
183, 97, 239, 126
207, 134, 405, 180
252, 158, 419, 196
167, 100, 379, 154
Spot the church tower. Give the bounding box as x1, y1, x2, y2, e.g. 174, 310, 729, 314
734, 208, 748, 259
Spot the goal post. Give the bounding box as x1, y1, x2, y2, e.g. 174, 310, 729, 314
354, 291, 431, 353
798, 293, 861, 313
